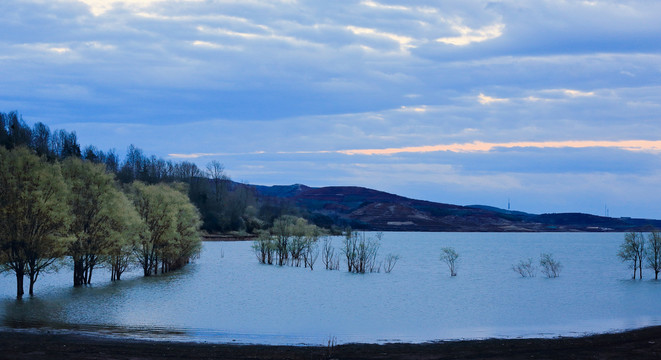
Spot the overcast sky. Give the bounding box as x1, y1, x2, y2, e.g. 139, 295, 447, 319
3, 0, 661, 218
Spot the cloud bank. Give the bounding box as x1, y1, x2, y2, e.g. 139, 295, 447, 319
2, 0, 661, 217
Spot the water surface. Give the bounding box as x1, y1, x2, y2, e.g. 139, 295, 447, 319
1, 232, 659, 345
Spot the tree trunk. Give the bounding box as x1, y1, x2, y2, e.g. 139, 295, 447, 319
16, 271, 24, 299
142, 252, 151, 277
87, 265, 94, 284
73, 258, 85, 287
29, 272, 36, 296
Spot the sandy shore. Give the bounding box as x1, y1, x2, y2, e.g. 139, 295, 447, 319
1, 326, 661, 359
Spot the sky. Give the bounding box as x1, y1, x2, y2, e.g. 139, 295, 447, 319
2, 0, 661, 219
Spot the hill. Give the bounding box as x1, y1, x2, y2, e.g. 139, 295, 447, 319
252, 184, 661, 232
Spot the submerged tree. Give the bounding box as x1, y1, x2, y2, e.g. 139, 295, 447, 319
646, 231, 661, 280
322, 237, 339, 270
343, 232, 380, 274
272, 215, 296, 266
322, 237, 332, 269
165, 189, 203, 272
383, 253, 400, 274
302, 236, 320, 270
62, 158, 140, 286
512, 258, 537, 277
0, 147, 72, 298
618, 232, 645, 279
128, 182, 201, 276
255, 216, 322, 270
539, 253, 562, 278
103, 193, 144, 281
440, 247, 459, 276
252, 230, 275, 265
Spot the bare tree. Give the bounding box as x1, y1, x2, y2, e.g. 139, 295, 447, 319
539, 253, 562, 278
342, 232, 380, 274
331, 256, 340, 271
512, 258, 537, 277
322, 237, 336, 270
440, 247, 459, 276
303, 240, 319, 270
252, 230, 274, 265
618, 232, 645, 279
646, 231, 661, 280
343, 232, 357, 273
205, 160, 228, 202
383, 253, 400, 273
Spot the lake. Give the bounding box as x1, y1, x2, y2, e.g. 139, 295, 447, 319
1, 232, 660, 345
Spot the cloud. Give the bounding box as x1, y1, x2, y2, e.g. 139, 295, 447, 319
170, 151, 267, 159
346, 26, 416, 53
562, 89, 595, 97
398, 105, 427, 113
190, 40, 241, 51
16, 43, 72, 54
336, 140, 661, 156
360, 0, 410, 12
436, 22, 505, 46
477, 93, 509, 105
168, 140, 661, 158
4, 0, 661, 218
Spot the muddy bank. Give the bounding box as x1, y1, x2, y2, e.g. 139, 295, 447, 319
1, 326, 661, 359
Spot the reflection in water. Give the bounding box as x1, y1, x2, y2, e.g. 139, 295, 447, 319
2, 297, 67, 329
1, 233, 661, 345
1, 269, 193, 340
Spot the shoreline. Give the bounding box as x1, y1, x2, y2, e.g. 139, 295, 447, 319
201, 234, 256, 241
2, 326, 661, 359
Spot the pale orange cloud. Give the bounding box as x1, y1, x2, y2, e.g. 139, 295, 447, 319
169, 140, 661, 159
337, 140, 661, 156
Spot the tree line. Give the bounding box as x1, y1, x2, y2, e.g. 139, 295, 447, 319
0, 111, 333, 235
0, 145, 202, 298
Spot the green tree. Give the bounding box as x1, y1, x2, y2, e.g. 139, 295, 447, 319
101, 188, 144, 281
62, 158, 137, 286
0, 147, 72, 298
252, 230, 275, 265
162, 187, 202, 273
3, 112, 32, 149
31, 122, 53, 160
272, 215, 297, 266
128, 182, 201, 276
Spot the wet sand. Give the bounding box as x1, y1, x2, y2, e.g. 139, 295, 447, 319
1, 326, 661, 359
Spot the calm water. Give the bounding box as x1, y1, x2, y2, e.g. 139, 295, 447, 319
1, 232, 660, 345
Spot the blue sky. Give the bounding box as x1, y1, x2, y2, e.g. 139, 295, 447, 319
2, 0, 661, 218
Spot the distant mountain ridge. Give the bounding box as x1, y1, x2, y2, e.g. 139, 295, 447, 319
252, 183, 661, 232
